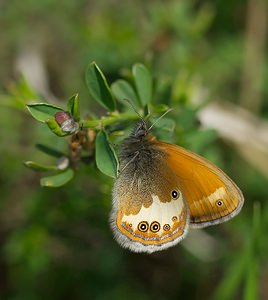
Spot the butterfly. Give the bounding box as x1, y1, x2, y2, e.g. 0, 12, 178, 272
110, 120, 244, 253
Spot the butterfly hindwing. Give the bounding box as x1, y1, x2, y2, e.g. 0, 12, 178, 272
111, 157, 189, 253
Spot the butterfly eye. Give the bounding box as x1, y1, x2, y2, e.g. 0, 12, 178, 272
171, 190, 180, 199
150, 221, 160, 233
138, 221, 149, 232
216, 199, 223, 207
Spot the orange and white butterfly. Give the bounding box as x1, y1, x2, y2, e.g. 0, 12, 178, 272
110, 120, 244, 253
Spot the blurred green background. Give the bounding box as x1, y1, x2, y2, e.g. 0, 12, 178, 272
1, 0, 268, 299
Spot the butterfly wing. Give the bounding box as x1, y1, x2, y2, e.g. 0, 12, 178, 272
111, 156, 189, 253
156, 142, 244, 228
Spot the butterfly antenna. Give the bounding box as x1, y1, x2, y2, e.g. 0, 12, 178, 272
148, 108, 174, 131
123, 98, 144, 119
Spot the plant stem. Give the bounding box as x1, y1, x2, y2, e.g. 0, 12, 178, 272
79, 112, 139, 128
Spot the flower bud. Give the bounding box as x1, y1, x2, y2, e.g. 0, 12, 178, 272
55, 111, 79, 133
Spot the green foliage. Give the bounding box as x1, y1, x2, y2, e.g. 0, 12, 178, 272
24, 62, 161, 184
45, 118, 70, 137
111, 79, 140, 109
132, 63, 153, 106
24, 161, 59, 172
26, 103, 64, 123
1, 77, 39, 110
85, 62, 116, 111
40, 168, 74, 187
67, 94, 80, 122
212, 203, 262, 300
95, 130, 118, 178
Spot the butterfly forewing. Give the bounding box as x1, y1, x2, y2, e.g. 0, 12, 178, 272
157, 142, 244, 227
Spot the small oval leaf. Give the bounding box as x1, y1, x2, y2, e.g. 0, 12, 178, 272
36, 144, 66, 158
111, 79, 140, 108
40, 168, 74, 187
153, 104, 170, 113
95, 130, 118, 178
132, 63, 152, 106
85, 62, 116, 111
153, 117, 176, 133
24, 161, 58, 172
143, 104, 150, 117
67, 93, 80, 121
46, 118, 70, 137
26, 103, 64, 123
153, 117, 176, 142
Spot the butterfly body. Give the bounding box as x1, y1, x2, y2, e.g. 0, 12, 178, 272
111, 121, 244, 253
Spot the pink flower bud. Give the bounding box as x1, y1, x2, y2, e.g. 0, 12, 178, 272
55, 111, 79, 133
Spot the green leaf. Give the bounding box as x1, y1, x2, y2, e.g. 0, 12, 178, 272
252, 202, 261, 253
40, 168, 74, 187
244, 202, 261, 300
85, 62, 116, 111
143, 104, 150, 117
36, 144, 66, 158
244, 255, 258, 300
67, 93, 80, 121
153, 117, 176, 132
95, 130, 118, 178
132, 63, 152, 106
26, 103, 64, 123
24, 161, 58, 172
111, 79, 140, 108
153, 117, 176, 142
4, 76, 39, 110
153, 104, 170, 113
186, 129, 218, 153
212, 246, 250, 300
46, 118, 69, 137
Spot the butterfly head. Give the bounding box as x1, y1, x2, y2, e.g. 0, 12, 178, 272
130, 120, 148, 140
